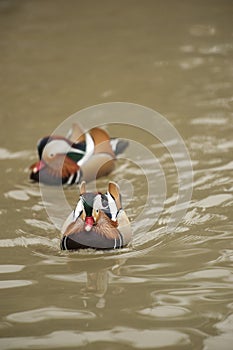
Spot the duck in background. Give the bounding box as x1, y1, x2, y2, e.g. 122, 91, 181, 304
30, 123, 128, 185
61, 181, 132, 250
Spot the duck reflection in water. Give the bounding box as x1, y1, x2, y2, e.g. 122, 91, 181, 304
80, 260, 127, 309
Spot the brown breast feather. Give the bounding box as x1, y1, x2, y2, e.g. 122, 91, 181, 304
64, 211, 119, 240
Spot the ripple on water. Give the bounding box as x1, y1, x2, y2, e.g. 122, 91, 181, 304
151, 289, 217, 307
47, 272, 148, 285
137, 305, 190, 318
191, 116, 228, 126
189, 24, 216, 37
204, 333, 233, 350
4, 190, 30, 201
184, 208, 220, 225
215, 314, 233, 333
0, 261, 33, 290
4, 187, 41, 201
0, 148, 33, 160
0, 265, 25, 273
24, 219, 55, 231
204, 315, 233, 350
0, 328, 191, 349
0, 236, 59, 248
0, 280, 33, 289
6, 307, 96, 323
184, 268, 231, 280
194, 194, 232, 209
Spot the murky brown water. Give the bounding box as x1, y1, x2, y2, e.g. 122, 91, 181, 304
1, 1, 233, 349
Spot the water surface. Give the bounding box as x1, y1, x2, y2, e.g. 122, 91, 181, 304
0, 1, 233, 349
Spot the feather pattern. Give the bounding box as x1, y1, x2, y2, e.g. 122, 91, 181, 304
30, 123, 128, 185
61, 181, 132, 250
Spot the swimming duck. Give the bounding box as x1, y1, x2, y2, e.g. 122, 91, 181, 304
30, 123, 128, 185
61, 181, 132, 250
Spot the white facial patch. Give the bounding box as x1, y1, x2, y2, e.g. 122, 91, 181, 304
106, 192, 118, 221
43, 140, 70, 158
93, 194, 102, 211
73, 198, 84, 220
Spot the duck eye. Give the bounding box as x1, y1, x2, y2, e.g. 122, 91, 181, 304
50, 153, 54, 157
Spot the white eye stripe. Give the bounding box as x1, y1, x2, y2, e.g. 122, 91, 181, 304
43, 140, 70, 157
73, 198, 84, 219
44, 139, 86, 157
106, 192, 118, 221
74, 193, 118, 221
93, 194, 103, 210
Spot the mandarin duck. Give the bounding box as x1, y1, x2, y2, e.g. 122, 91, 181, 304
30, 123, 128, 185
61, 181, 132, 250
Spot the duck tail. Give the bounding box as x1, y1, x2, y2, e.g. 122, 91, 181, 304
110, 138, 129, 156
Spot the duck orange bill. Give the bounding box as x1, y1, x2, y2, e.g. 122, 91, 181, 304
30, 160, 46, 173
84, 216, 95, 231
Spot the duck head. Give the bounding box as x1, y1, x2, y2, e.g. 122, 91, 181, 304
73, 181, 121, 231
30, 136, 85, 185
